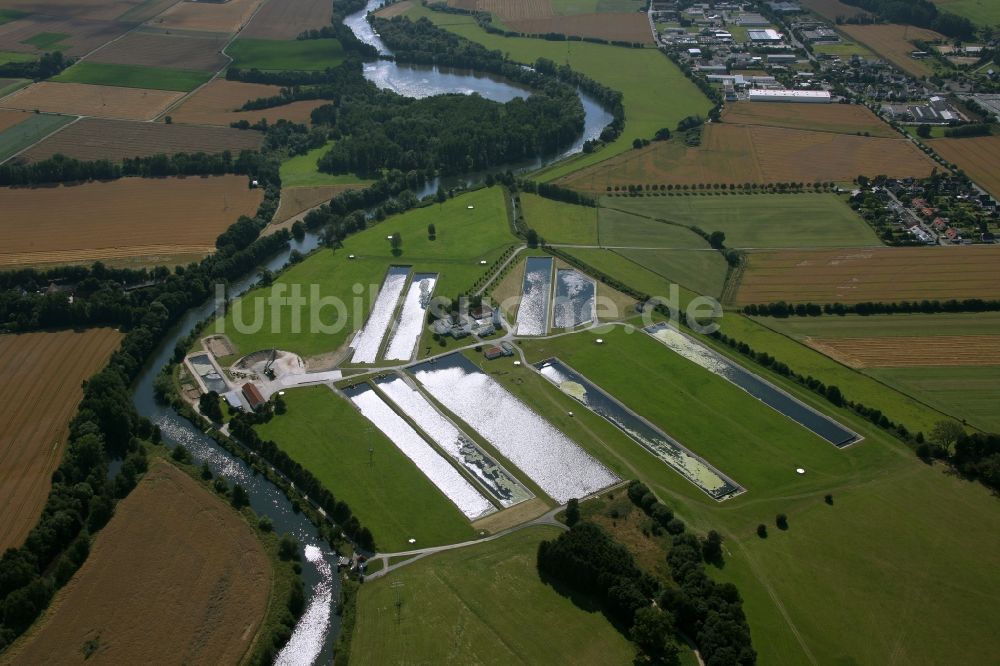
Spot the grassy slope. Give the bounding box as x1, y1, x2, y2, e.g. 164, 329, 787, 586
0, 113, 73, 162
399, 3, 711, 180
52, 62, 212, 92
279, 141, 370, 188
351, 526, 637, 663
218, 187, 515, 358
603, 193, 883, 248
227, 38, 344, 71
254, 386, 477, 551
520, 193, 599, 245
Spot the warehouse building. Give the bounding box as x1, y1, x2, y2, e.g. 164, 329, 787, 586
748, 89, 831, 103
748, 28, 783, 42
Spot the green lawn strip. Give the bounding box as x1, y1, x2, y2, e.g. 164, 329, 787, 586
52, 62, 212, 92
519, 193, 599, 245
753, 311, 1000, 339
254, 385, 477, 551
20, 32, 69, 50
351, 526, 637, 663
613, 248, 728, 298
279, 141, 370, 188
227, 38, 344, 71
0, 113, 74, 162
868, 365, 1000, 432
603, 193, 882, 248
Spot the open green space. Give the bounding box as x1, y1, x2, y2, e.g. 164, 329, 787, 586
20, 32, 69, 50
0, 112, 73, 162
351, 526, 637, 663
603, 194, 882, 248
52, 62, 212, 92
227, 38, 344, 71
396, 3, 712, 180
869, 365, 1000, 432
597, 207, 709, 248
560, 247, 700, 304
755, 311, 1000, 339
614, 248, 728, 297
279, 141, 370, 188
520, 193, 599, 245
0, 51, 36, 65
813, 40, 874, 57
551, 0, 645, 15
216, 187, 515, 359
932, 0, 1000, 26
254, 386, 478, 551
0, 9, 28, 24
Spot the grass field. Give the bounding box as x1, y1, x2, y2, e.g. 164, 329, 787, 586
0, 329, 121, 553
812, 40, 874, 57
52, 62, 213, 92
218, 187, 515, 359
227, 38, 344, 71
520, 193, 599, 244
759, 311, 1000, 339
869, 365, 1000, 431
0, 50, 34, 65
560, 247, 700, 304
279, 141, 369, 187
603, 193, 882, 248
352, 526, 637, 663
0, 77, 29, 98
0, 9, 27, 24
1, 460, 271, 664
932, 0, 1000, 26
20, 31, 69, 49
254, 386, 478, 551
930, 135, 1000, 199
596, 207, 709, 248
551, 0, 645, 14
800, 0, 870, 21
614, 248, 728, 296
0, 112, 73, 162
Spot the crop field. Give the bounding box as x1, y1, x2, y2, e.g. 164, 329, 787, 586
0, 112, 74, 161
0, 0, 174, 21
0, 328, 121, 553
52, 61, 212, 91
0, 17, 130, 56
614, 248, 728, 296
759, 311, 1000, 340
597, 207, 707, 248
933, 0, 1000, 26
604, 193, 881, 248
839, 23, 945, 77
0, 49, 33, 64
870, 365, 1000, 432
800, 0, 870, 21
352, 526, 637, 663
272, 184, 363, 224
167, 78, 327, 126
240, 0, 333, 39
735, 246, 1000, 305
21, 117, 262, 162
930, 135, 1000, 198
0, 80, 183, 120
255, 386, 478, 551
507, 12, 653, 44
722, 101, 896, 138
88, 30, 229, 71
0, 107, 26, 130
227, 37, 344, 71
560, 123, 936, 190
806, 335, 1000, 368
150, 0, 264, 33
2, 461, 271, 664
0, 175, 262, 267
520, 193, 599, 244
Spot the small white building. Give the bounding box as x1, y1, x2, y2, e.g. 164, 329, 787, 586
748, 89, 831, 103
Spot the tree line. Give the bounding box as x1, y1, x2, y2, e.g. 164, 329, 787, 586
0, 52, 71, 80
518, 179, 596, 207
839, 0, 975, 40
743, 298, 1000, 317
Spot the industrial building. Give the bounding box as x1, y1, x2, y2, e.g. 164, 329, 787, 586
748, 28, 783, 42
748, 89, 831, 103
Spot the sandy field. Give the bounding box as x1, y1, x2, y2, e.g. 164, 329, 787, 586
0, 81, 184, 121
0, 328, 122, 553
0, 460, 271, 665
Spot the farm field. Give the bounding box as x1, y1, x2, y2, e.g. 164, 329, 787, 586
929, 135, 1000, 199
52, 61, 212, 92
614, 248, 728, 296
272, 184, 364, 225
88, 30, 229, 71
352, 526, 637, 664
0, 76, 28, 97
0, 328, 121, 553
0, 17, 130, 56
559, 123, 937, 191
1, 460, 271, 665
506, 12, 653, 44
735, 246, 1000, 305
227, 37, 344, 71
0, 81, 183, 120
20, 117, 263, 162
933, 0, 1000, 26
604, 193, 882, 248
167, 78, 327, 126
838, 23, 945, 77
0, 107, 27, 130
278, 141, 368, 187
0, 175, 263, 267
596, 206, 709, 248
0, 0, 172, 21
805, 335, 1000, 368
800, 0, 870, 21
0, 49, 33, 64
240, 0, 332, 38
759, 311, 1000, 339
561, 247, 700, 304
722, 101, 896, 138
254, 386, 478, 551
0, 111, 72, 161
150, 0, 264, 33
812, 39, 874, 58
869, 365, 1000, 432
520, 193, 599, 244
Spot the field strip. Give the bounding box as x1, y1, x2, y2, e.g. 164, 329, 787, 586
0, 244, 216, 266
806, 335, 1000, 368
0, 115, 81, 166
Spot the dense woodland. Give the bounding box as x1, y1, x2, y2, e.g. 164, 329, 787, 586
839, 0, 976, 39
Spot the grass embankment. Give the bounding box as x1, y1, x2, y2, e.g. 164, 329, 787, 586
350, 526, 637, 663
254, 386, 478, 551
52, 62, 213, 92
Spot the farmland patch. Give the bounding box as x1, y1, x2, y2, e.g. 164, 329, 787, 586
88, 30, 228, 71
167, 78, 327, 126
150, 0, 264, 33
838, 23, 945, 77
0, 80, 182, 120
52, 61, 213, 92
227, 37, 344, 71
240, 0, 333, 39
508, 12, 653, 44
930, 135, 1000, 199
722, 101, 896, 137
0, 112, 74, 161
806, 335, 1000, 368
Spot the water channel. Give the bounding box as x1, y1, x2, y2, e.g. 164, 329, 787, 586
128, 4, 616, 663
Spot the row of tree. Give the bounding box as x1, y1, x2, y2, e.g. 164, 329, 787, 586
743, 298, 1000, 318
839, 0, 975, 40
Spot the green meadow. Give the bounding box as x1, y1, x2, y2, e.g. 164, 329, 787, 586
227, 38, 345, 71
279, 141, 371, 188
52, 62, 212, 92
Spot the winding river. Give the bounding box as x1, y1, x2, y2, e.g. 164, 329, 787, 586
129, 5, 615, 664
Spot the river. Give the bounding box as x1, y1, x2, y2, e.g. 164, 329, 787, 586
129, 4, 613, 664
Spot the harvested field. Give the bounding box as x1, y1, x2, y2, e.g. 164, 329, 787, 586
560, 123, 935, 191
800, 0, 871, 21
150, 0, 264, 33
806, 335, 1000, 368
375, 0, 413, 18
241, 0, 333, 39
722, 101, 896, 137
0, 328, 121, 553
839, 23, 945, 77
0, 175, 263, 267
0, 16, 132, 56
167, 78, 326, 126
736, 246, 1000, 305
1, 460, 271, 665
0, 81, 183, 120
0, 0, 175, 21
930, 135, 1000, 199
88, 30, 228, 71
20, 117, 263, 162
508, 12, 653, 43
0, 106, 26, 131
272, 184, 362, 224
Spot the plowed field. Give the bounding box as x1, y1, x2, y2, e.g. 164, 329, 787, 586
0, 328, 121, 552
